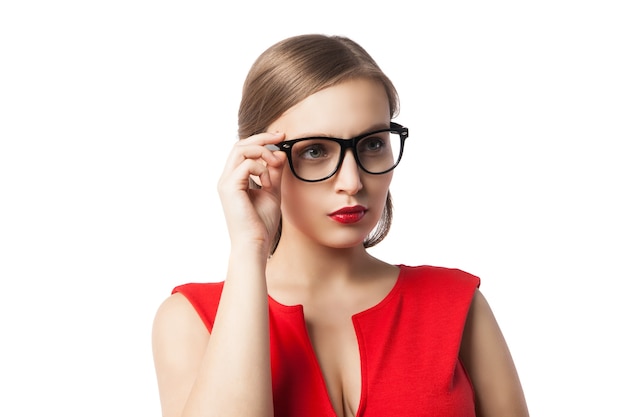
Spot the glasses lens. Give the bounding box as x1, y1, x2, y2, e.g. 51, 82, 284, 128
356, 131, 402, 174
290, 139, 341, 181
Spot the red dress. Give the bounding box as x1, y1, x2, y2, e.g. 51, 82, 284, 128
173, 264, 480, 416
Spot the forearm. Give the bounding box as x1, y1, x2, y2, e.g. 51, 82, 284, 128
183, 246, 273, 417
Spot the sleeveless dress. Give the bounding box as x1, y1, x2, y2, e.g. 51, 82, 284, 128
173, 264, 480, 416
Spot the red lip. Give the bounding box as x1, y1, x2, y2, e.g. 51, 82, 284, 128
329, 205, 367, 224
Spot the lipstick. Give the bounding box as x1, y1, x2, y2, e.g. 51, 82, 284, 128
329, 205, 367, 224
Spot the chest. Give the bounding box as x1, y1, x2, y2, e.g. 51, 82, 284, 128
268, 304, 475, 417
304, 307, 362, 417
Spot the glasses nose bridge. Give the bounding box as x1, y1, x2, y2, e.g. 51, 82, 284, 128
337, 137, 362, 171
331, 138, 365, 182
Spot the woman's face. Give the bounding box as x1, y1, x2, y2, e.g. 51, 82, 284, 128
267, 78, 393, 250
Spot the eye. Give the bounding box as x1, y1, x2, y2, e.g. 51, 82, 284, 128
295, 141, 331, 160
358, 136, 385, 153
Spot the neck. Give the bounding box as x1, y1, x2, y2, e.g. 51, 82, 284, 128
267, 236, 387, 290
266, 237, 398, 311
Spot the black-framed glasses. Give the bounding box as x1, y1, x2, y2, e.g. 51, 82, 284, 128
270, 122, 409, 182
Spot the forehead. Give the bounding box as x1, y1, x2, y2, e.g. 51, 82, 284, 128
269, 78, 390, 139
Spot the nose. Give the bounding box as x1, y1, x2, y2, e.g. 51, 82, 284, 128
334, 150, 363, 195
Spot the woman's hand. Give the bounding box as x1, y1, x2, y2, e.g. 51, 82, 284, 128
217, 132, 287, 255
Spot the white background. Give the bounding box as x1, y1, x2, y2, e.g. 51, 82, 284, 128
1, 1, 624, 416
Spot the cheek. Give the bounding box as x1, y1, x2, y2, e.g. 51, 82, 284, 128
370, 172, 393, 197
280, 171, 313, 213
366, 174, 393, 215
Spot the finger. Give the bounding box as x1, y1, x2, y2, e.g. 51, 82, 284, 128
225, 145, 277, 167
225, 135, 284, 171
234, 132, 285, 157
263, 146, 288, 169
246, 154, 285, 190
239, 131, 285, 146
265, 152, 287, 193
219, 158, 270, 191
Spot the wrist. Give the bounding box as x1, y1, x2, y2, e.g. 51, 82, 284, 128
229, 241, 271, 263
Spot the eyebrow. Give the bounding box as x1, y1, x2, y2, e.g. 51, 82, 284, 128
291, 123, 391, 140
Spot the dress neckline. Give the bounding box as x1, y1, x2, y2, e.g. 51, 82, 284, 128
267, 264, 407, 319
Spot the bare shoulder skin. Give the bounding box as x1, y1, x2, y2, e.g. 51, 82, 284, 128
460, 289, 530, 417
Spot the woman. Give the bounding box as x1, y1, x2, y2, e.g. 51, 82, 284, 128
152, 34, 529, 417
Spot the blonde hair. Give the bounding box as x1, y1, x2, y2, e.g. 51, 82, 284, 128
238, 34, 399, 253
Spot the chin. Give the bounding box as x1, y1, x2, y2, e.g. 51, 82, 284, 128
320, 230, 372, 249
327, 241, 365, 250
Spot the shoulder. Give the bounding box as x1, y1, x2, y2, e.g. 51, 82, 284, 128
152, 292, 210, 375
169, 281, 225, 332
152, 281, 224, 344
152, 292, 209, 342
392, 265, 480, 322
399, 264, 481, 289
172, 280, 225, 299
